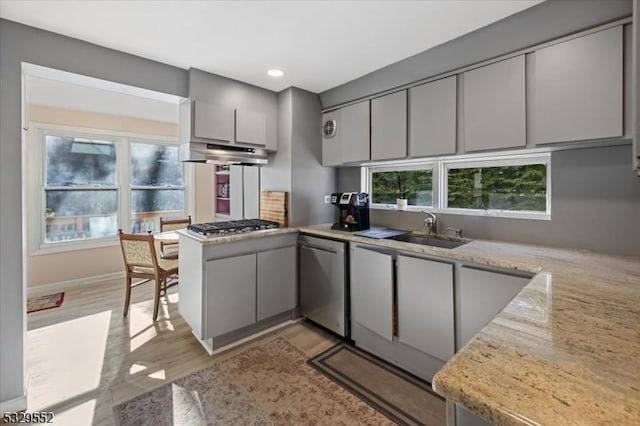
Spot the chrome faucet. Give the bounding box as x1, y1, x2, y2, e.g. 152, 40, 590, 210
422, 211, 437, 235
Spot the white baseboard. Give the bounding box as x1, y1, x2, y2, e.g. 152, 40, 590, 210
27, 271, 125, 297
0, 375, 28, 414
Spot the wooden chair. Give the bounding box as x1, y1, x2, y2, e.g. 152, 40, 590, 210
118, 230, 178, 321
159, 216, 191, 259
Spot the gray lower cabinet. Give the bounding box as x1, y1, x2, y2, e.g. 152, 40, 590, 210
341, 100, 370, 163
458, 266, 530, 348
409, 76, 457, 157
533, 26, 623, 144
397, 255, 454, 361
235, 109, 267, 146
257, 246, 297, 321
322, 110, 342, 166
206, 253, 257, 337
456, 405, 490, 426
463, 55, 526, 152
371, 90, 407, 160
350, 245, 394, 341
192, 100, 234, 143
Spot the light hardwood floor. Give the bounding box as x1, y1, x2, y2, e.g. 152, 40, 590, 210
25, 279, 337, 426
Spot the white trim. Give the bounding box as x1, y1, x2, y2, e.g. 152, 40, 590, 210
27, 271, 124, 297
363, 151, 551, 220
0, 375, 28, 413
27, 124, 192, 255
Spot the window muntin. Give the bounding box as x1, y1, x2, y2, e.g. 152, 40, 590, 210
371, 169, 433, 207
446, 163, 547, 212
130, 142, 185, 232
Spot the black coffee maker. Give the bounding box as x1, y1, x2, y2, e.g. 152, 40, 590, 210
330, 192, 370, 232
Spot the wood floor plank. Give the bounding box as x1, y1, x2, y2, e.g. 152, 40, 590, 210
25, 279, 334, 425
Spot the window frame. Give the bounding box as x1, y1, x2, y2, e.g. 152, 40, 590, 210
28, 124, 191, 255
440, 153, 551, 220
362, 152, 551, 220
364, 161, 436, 211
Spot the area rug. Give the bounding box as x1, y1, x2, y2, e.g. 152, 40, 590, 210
113, 337, 394, 425
27, 292, 65, 313
309, 343, 446, 426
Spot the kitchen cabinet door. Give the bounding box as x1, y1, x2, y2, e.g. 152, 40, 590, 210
463, 56, 526, 152
409, 76, 457, 157
458, 267, 530, 349
205, 253, 256, 337
397, 255, 454, 361
322, 110, 342, 166
236, 109, 267, 146
350, 245, 394, 341
257, 246, 297, 321
341, 100, 370, 163
243, 166, 260, 219
193, 100, 234, 143
371, 91, 407, 160
533, 26, 623, 144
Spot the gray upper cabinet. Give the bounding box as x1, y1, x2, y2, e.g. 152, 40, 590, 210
235, 109, 267, 146
397, 255, 454, 361
463, 56, 526, 152
371, 90, 407, 160
458, 267, 530, 349
193, 100, 234, 143
532, 26, 623, 144
322, 110, 342, 166
341, 100, 370, 163
257, 246, 297, 321
409, 76, 457, 157
205, 253, 256, 338
350, 245, 394, 341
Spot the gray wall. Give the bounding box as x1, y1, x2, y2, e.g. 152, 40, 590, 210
320, 0, 632, 108
0, 18, 188, 408
290, 88, 336, 226
261, 89, 292, 192
339, 145, 640, 256
264, 87, 336, 226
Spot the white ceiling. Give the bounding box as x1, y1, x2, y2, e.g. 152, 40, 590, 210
1, 1, 543, 93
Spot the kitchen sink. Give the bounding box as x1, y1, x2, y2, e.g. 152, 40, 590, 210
388, 233, 470, 249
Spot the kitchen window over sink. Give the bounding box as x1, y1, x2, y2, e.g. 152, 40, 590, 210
363, 152, 551, 220
29, 127, 189, 254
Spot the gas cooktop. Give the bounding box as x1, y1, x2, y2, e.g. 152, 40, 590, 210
187, 219, 279, 236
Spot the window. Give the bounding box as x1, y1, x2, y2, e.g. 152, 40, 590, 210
44, 136, 118, 242
130, 142, 185, 233
364, 153, 551, 219
32, 128, 188, 252
370, 165, 433, 208
443, 156, 549, 217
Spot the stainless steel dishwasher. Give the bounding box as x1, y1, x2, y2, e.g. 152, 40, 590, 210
298, 235, 347, 337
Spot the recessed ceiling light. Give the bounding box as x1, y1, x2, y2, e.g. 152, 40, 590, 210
267, 69, 284, 77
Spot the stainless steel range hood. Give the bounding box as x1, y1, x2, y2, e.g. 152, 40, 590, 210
179, 142, 268, 165
178, 99, 268, 165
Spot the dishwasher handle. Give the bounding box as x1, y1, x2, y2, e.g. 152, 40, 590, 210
299, 243, 340, 255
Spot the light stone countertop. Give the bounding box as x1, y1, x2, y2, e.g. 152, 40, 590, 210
176, 227, 299, 245
299, 224, 640, 425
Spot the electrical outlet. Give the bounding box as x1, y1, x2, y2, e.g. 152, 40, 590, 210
324, 195, 331, 204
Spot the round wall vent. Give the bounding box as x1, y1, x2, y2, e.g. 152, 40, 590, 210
323, 119, 337, 138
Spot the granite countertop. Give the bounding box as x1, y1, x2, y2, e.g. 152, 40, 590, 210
299, 224, 640, 425
176, 227, 299, 245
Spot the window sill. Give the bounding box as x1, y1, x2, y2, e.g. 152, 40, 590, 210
370, 205, 551, 221
31, 237, 120, 256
